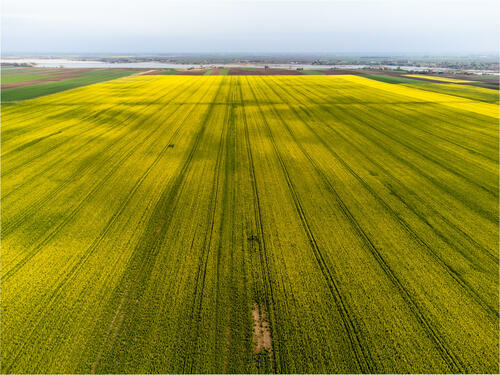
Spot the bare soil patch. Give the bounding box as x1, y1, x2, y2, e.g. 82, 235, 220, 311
252, 302, 272, 355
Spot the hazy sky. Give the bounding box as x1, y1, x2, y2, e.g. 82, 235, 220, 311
2, 0, 499, 54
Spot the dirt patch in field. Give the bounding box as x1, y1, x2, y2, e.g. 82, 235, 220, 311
252, 302, 272, 355
156, 219, 166, 234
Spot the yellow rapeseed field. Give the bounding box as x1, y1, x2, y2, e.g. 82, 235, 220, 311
2, 75, 498, 373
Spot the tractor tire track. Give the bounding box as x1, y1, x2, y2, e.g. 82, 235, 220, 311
216, 84, 237, 372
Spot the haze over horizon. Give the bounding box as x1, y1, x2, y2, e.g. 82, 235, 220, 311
2, 0, 499, 55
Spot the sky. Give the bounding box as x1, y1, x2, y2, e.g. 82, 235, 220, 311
2, 0, 499, 55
